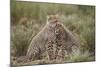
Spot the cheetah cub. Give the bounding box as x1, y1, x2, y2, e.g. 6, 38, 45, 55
46, 15, 66, 62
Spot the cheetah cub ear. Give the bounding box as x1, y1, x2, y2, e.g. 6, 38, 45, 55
47, 14, 60, 24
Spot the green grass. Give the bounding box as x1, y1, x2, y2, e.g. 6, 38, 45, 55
65, 49, 95, 62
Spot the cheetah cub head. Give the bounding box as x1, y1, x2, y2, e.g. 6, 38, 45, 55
47, 14, 60, 24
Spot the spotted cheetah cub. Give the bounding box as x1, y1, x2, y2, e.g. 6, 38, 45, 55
46, 15, 66, 62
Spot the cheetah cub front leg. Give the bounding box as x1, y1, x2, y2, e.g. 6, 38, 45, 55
46, 41, 55, 61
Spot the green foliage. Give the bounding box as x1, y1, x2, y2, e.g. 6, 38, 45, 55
65, 49, 95, 62
62, 14, 95, 52
11, 20, 42, 56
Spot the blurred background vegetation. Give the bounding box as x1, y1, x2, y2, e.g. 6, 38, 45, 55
11, 0, 95, 62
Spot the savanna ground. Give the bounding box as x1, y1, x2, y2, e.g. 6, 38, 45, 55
11, 0, 95, 66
